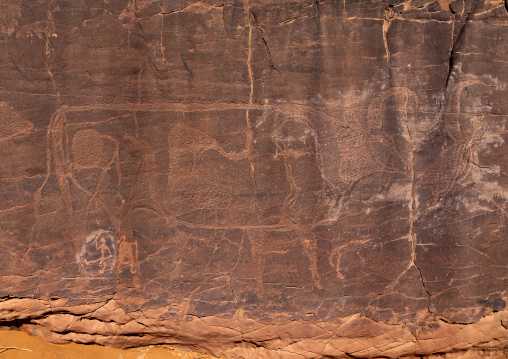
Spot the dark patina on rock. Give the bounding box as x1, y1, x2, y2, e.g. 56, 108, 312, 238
1, 0, 508, 357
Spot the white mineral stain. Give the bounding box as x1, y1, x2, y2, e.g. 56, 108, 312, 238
77, 230, 116, 274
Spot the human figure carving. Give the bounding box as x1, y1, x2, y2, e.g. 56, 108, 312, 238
116, 235, 139, 274
82, 231, 114, 274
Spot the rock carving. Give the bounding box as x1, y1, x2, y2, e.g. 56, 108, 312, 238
1, 0, 508, 358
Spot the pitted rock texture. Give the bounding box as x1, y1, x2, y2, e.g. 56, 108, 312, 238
1, 0, 508, 358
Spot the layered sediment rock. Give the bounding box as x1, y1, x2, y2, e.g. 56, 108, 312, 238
1, 0, 508, 357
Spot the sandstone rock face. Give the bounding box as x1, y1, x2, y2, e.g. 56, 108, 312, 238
1, 0, 508, 357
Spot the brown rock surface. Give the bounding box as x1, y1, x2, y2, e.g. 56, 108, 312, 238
1, 0, 508, 357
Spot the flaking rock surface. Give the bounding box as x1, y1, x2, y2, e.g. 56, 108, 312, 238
1, 0, 508, 358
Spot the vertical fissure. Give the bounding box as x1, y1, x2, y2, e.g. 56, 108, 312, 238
44, 0, 60, 105
382, 6, 394, 87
